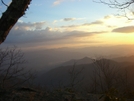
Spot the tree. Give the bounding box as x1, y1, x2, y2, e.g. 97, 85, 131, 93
0, 47, 35, 89
68, 63, 84, 90
96, 0, 134, 18
97, 0, 134, 8
0, 0, 32, 44
89, 57, 127, 93
93, 58, 115, 92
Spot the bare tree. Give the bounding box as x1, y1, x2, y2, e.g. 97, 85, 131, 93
82, 57, 134, 101
95, 0, 134, 9
68, 63, 84, 90
95, 0, 134, 19
0, 47, 35, 89
0, 0, 32, 44
90, 57, 122, 93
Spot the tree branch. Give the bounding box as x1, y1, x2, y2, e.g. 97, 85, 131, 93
1, 0, 8, 7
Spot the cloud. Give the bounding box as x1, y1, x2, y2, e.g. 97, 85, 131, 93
54, 15, 131, 33
53, 17, 85, 23
8, 28, 102, 44
112, 26, 134, 33
62, 31, 106, 38
53, 0, 65, 6
83, 21, 103, 26
63, 18, 76, 21
61, 25, 80, 28
60, 20, 104, 32
101, 15, 131, 28
53, 0, 82, 6
13, 21, 46, 31
53, 20, 58, 23
6, 15, 124, 48
4, 21, 105, 48
61, 20, 103, 28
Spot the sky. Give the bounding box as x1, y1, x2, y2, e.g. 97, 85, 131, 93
1, 0, 134, 50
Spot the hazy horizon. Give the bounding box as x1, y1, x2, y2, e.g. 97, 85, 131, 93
19, 44, 134, 71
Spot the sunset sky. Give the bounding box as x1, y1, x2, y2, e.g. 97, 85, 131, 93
1, 0, 134, 49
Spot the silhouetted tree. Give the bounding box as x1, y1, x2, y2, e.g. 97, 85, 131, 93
95, 0, 134, 18
89, 57, 124, 93
96, 0, 134, 9
0, 47, 35, 89
0, 0, 32, 44
68, 63, 84, 90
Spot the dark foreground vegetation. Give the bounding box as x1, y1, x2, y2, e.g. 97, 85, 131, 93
0, 47, 134, 101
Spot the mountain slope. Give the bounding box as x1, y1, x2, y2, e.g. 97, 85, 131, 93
61, 57, 93, 66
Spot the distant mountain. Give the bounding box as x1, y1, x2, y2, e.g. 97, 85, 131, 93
36, 58, 121, 89
23, 44, 134, 72
35, 55, 134, 92
61, 57, 93, 66
37, 63, 94, 89
24, 48, 85, 71
112, 55, 134, 63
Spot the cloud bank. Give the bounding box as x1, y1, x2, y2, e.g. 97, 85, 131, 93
112, 26, 134, 33
5, 21, 104, 48
3, 14, 134, 49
